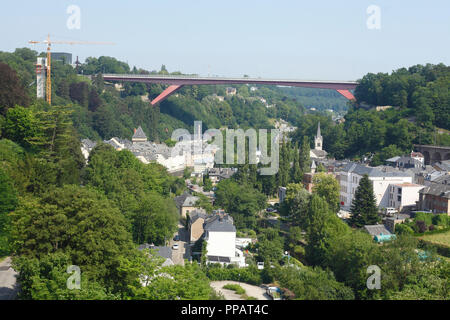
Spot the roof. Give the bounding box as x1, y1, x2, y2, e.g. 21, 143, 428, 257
174, 192, 190, 209
81, 138, 97, 150
138, 244, 173, 259
385, 213, 410, 221
364, 225, 392, 236
391, 182, 424, 188
310, 149, 328, 158
419, 184, 450, 199
204, 214, 236, 232
183, 196, 199, 207
342, 162, 413, 178
386, 156, 401, 162
208, 167, 237, 179
207, 256, 231, 263
133, 126, 147, 140
433, 161, 450, 172
433, 174, 450, 185
189, 210, 208, 224
316, 122, 322, 138
411, 152, 424, 158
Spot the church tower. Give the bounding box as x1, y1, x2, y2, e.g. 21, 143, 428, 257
314, 122, 323, 151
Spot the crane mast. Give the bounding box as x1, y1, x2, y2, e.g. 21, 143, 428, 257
29, 34, 114, 105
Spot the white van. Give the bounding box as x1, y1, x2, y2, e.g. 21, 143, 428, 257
385, 207, 398, 216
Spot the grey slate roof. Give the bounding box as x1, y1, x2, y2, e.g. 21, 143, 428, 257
364, 225, 392, 236
208, 167, 237, 179
138, 243, 172, 259
133, 126, 147, 140
310, 149, 328, 158
81, 138, 97, 150
342, 162, 413, 178
433, 160, 450, 172
204, 214, 236, 232
189, 210, 208, 224
174, 192, 191, 210
433, 174, 450, 185
183, 196, 199, 207
419, 184, 450, 199
128, 141, 173, 161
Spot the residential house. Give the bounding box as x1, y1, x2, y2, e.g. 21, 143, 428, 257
138, 243, 174, 267
418, 184, 450, 215
383, 213, 410, 233
203, 212, 246, 267
226, 87, 237, 96
181, 195, 202, 218
188, 210, 208, 243
207, 167, 237, 185
339, 163, 413, 210
388, 183, 424, 212
386, 156, 424, 170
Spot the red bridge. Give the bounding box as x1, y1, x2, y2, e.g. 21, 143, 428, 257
102, 74, 358, 106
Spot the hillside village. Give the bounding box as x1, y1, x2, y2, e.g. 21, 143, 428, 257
80, 120, 450, 274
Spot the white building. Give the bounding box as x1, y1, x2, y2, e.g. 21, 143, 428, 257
204, 213, 246, 267
81, 126, 218, 175
339, 163, 413, 211
388, 183, 424, 212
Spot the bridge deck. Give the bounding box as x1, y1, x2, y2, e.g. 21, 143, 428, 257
102, 74, 358, 90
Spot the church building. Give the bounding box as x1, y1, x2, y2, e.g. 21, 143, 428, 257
309, 122, 328, 160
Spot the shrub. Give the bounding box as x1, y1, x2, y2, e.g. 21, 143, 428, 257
428, 224, 435, 231
223, 284, 245, 295
432, 214, 448, 227
282, 288, 296, 300
395, 223, 414, 235
413, 212, 433, 225
416, 220, 428, 234
206, 264, 262, 285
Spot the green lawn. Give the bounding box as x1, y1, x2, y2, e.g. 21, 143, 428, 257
419, 230, 450, 247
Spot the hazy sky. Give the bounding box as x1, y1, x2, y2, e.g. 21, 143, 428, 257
2, 0, 449, 80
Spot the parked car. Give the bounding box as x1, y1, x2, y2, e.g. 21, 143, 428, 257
266, 287, 282, 300
384, 207, 398, 216
257, 262, 265, 270
172, 244, 179, 250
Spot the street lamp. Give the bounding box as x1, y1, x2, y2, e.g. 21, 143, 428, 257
284, 251, 290, 266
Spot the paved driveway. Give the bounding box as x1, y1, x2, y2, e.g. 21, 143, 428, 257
210, 281, 270, 300
0, 257, 19, 300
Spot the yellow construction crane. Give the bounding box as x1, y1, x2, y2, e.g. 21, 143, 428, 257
29, 34, 114, 105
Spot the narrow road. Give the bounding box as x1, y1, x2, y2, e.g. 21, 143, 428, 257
169, 223, 190, 266
210, 281, 270, 300
0, 257, 19, 300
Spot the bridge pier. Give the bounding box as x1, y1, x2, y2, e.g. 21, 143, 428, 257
414, 144, 450, 165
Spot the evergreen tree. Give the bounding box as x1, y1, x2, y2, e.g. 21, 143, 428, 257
349, 174, 379, 227
291, 143, 302, 183
299, 136, 311, 175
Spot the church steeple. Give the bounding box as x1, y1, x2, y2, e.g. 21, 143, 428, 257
314, 122, 323, 150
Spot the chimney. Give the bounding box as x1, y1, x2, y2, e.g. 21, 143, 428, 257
134, 128, 137, 134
